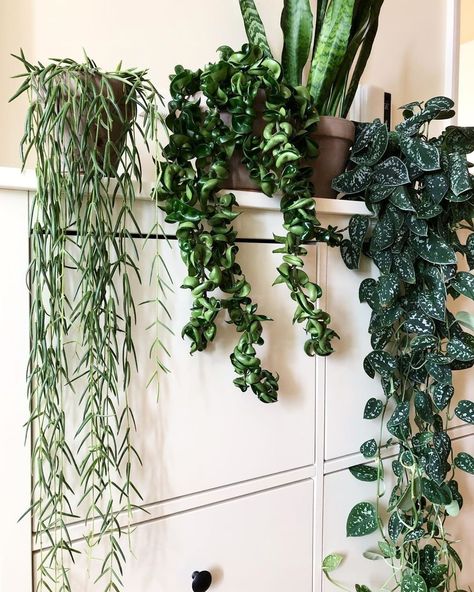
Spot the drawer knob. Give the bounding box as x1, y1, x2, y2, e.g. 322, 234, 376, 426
191, 570, 212, 592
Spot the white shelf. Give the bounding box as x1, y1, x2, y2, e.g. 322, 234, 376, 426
0, 166, 371, 216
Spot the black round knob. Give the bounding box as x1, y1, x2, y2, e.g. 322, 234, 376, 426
191, 570, 212, 592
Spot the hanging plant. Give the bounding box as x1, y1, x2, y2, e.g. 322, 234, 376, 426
324, 98, 474, 591
13, 52, 165, 592
154, 44, 342, 402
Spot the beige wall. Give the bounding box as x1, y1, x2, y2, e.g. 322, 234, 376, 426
461, 0, 474, 43
459, 40, 474, 128
0, 0, 455, 168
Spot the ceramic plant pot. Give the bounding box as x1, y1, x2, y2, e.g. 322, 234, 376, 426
309, 115, 355, 198
222, 99, 355, 197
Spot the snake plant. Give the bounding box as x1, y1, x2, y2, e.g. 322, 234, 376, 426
238, 0, 384, 117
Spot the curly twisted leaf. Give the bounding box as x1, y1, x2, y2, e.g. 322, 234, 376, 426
280, 0, 313, 86
238, 0, 272, 56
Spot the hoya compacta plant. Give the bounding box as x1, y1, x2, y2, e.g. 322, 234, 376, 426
323, 98, 474, 591
155, 44, 342, 403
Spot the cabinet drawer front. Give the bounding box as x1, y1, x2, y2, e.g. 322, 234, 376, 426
60, 238, 318, 513
37, 480, 314, 592
321, 435, 474, 591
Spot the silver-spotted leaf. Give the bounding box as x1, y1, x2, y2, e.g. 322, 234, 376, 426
364, 350, 397, 378
411, 232, 457, 264
451, 271, 474, 300
425, 96, 455, 111
447, 334, 474, 361
322, 553, 343, 572
425, 356, 452, 385
388, 401, 410, 427
349, 464, 378, 482
456, 310, 474, 331
404, 311, 434, 335
393, 253, 416, 283
432, 383, 454, 410
373, 156, 410, 186
389, 185, 415, 211
415, 390, 434, 423
360, 439, 378, 458
424, 172, 449, 203
455, 400, 474, 424
448, 152, 472, 196
401, 574, 428, 592
454, 451, 474, 474
378, 273, 399, 308
332, 166, 372, 195
352, 124, 389, 166
400, 136, 440, 171
364, 398, 384, 419
346, 502, 378, 537
349, 215, 370, 250
340, 239, 360, 270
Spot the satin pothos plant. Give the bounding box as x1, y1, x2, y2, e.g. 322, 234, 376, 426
238, 0, 384, 116
323, 98, 474, 592
155, 44, 342, 403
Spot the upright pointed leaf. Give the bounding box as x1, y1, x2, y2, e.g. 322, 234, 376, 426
238, 0, 272, 56
281, 0, 313, 86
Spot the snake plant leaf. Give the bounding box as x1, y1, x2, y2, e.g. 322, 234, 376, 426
360, 439, 378, 458
349, 464, 378, 482
364, 350, 397, 378
322, 553, 343, 572
455, 400, 474, 424
332, 165, 372, 194
451, 272, 474, 300
280, 0, 313, 86
454, 451, 474, 474
410, 232, 457, 265
308, 0, 356, 110
373, 157, 410, 187
363, 397, 383, 419
448, 152, 472, 196
447, 334, 474, 361
346, 502, 378, 537
432, 383, 454, 411
238, 0, 272, 56
400, 574, 428, 592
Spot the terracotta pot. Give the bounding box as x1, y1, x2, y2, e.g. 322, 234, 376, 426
58, 74, 135, 173
222, 107, 355, 198
310, 116, 355, 198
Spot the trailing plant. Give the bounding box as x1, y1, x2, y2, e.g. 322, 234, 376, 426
324, 97, 474, 591
238, 0, 384, 116
13, 52, 164, 592
155, 43, 342, 402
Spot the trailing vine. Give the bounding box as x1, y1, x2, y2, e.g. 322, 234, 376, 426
155, 44, 341, 401
14, 53, 163, 592
324, 98, 474, 592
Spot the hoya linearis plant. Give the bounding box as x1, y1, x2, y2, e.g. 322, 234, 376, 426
13, 52, 166, 592
154, 44, 342, 402
323, 98, 474, 591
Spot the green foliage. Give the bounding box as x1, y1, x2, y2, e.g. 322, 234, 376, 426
333, 97, 474, 591
237, 0, 385, 116
14, 52, 163, 592
155, 44, 342, 401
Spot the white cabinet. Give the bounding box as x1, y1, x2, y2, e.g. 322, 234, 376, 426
39, 480, 314, 592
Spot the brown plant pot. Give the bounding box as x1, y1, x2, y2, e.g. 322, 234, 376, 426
59, 74, 135, 173
223, 108, 355, 198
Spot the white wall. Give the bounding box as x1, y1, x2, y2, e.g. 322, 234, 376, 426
0, 0, 455, 167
